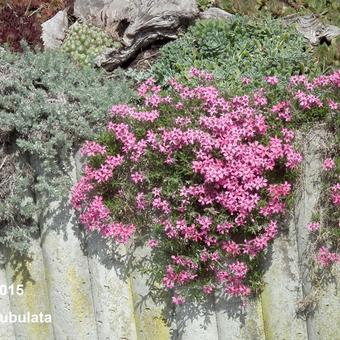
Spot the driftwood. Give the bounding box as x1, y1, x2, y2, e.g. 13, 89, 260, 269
282, 13, 340, 45
73, 0, 199, 71
72, 2, 340, 71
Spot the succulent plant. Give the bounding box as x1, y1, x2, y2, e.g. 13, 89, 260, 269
61, 22, 121, 67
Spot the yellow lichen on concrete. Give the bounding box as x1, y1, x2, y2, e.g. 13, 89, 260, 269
9, 255, 52, 339
132, 287, 170, 340
66, 265, 93, 333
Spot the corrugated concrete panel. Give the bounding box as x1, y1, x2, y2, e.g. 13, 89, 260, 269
34, 155, 98, 340
130, 246, 171, 340
175, 296, 219, 340
293, 130, 325, 339
215, 295, 265, 340
309, 266, 340, 340
294, 130, 340, 340
261, 218, 308, 339
5, 234, 54, 340
0, 262, 16, 340
86, 234, 138, 340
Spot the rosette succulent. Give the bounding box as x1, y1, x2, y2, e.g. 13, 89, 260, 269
62, 22, 121, 67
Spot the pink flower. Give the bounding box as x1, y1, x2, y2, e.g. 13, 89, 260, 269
241, 77, 252, 85
148, 239, 159, 248
264, 76, 279, 86
202, 284, 215, 294
80, 141, 107, 157
307, 222, 320, 232
327, 99, 338, 110
131, 171, 145, 183
172, 295, 185, 305
317, 247, 339, 267
323, 158, 335, 171
101, 222, 136, 244
136, 192, 146, 210
331, 183, 340, 206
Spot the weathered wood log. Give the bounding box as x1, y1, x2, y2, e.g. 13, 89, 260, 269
282, 13, 340, 45
74, 0, 199, 71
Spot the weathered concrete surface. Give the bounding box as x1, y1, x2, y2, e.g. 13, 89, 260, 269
86, 234, 138, 340
130, 246, 171, 340
294, 130, 326, 339
35, 155, 98, 340
309, 266, 340, 340
1, 130, 339, 339
294, 129, 340, 340
0, 261, 16, 340
175, 296, 219, 340
261, 216, 308, 339
5, 235, 54, 340
215, 295, 265, 340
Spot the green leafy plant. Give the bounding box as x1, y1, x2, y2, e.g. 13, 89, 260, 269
148, 16, 319, 92
197, 0, 215, 11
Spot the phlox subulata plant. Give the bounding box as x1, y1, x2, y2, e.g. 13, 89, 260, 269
72, 68, 340, 304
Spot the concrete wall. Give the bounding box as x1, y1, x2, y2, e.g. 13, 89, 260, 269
0, 130, 339, 340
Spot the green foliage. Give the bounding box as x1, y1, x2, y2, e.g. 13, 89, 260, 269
316, 36, 340, 69
213, 0, 340, 67
0, 47, 134, 253
196, 0, 215, 11
61, 22, 122, 67
149, 16, 319, 91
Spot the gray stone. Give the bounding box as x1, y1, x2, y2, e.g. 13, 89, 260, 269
293, 130, 340, 340
41, 10, 68, 50
74, 0, 112, 21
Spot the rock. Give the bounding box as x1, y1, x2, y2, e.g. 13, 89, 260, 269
41, 10, 68, 50
200, 7, 234, 21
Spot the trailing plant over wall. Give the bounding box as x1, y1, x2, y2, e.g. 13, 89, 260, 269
72, 68, 339, 304
0, 47, 134, 253
147, 16, 319, 91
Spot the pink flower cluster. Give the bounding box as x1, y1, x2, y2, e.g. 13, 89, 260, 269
71, 69, 340, 303
189, 67, 214, 81
307, 222, 320, 232
331, 183, 340, 207
317, 247, 339, 267
323, 158, 335, 171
